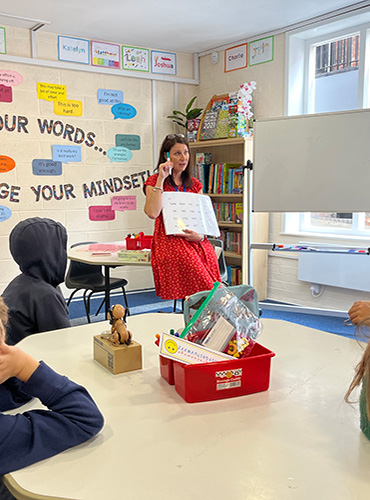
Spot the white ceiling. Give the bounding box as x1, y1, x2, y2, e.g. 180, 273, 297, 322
0, 0, 368, 53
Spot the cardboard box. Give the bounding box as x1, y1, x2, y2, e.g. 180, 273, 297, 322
94, 335, 142, 374
117, 249, 150, 262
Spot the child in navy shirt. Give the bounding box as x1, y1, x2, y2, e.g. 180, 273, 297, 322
0, 297, 104, 480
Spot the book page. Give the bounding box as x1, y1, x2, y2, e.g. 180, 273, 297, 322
162, 192, 220, 237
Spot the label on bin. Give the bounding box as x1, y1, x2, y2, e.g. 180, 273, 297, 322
159, 333, 231, 364
216, 368, 242, 390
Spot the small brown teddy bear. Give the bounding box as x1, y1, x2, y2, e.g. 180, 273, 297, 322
108, 304, 132, 346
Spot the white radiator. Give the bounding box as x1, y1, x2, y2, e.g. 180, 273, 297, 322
298, 244, 370, 292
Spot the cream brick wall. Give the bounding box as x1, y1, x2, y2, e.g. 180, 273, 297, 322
0, 24, 195, 296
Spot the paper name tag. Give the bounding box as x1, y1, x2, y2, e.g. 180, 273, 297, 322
159, 333, 231, 365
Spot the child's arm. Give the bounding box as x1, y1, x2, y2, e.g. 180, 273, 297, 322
0, 345, 104, 476
348, 301, 370, 325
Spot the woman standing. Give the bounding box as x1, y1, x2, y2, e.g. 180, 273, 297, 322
144, 134, 221, 301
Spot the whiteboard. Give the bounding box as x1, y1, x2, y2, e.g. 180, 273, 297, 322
253, 109, 370, 212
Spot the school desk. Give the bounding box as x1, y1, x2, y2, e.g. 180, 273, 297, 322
4, 315, 370, 500
67, 242, 151, 317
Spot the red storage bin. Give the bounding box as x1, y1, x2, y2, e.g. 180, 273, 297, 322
160, 342, 275, 403
159, 355, 175, 385
125, 234, 153, 250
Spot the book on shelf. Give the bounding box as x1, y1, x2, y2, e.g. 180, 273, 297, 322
162, 192, 220, 237
212, 202, 243, 223
227, 265, 242, 286
220, 230, 242, 254
205, 163, 242, 194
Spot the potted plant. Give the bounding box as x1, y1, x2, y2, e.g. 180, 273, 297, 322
167, 97, 203, 141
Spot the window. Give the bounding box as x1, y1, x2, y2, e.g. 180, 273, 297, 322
285, 13, 370, 237
311, 33, 360, 113
315, 35, 360, 76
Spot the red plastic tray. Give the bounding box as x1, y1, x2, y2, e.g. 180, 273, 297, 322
125, 235, 153, 250
159, 342, 275, 403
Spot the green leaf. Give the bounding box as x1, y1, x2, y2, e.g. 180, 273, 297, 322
167, 115, 185, 122
187, 108, 203, 120
186, 96, 197, 113
172, 110, 186, 117
173, 121, 187, 129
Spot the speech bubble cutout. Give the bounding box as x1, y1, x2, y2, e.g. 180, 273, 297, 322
89, 205, 115, 221
54, 99, 83, 116
32, 159, 63, 176
107, 146, 133, 163
0, 156, 15, 173
0, 206, 12, 222
0, 71, 23, 86
97, 89, 123, 105
37, 82, 67, 101
111, 103, 137, 120
0, 85, 12, 103
115, 134, 141, 150
52, 145, 81, 163
111, 195, 137, 212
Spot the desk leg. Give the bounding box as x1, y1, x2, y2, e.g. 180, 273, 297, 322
104, 265, 110, 319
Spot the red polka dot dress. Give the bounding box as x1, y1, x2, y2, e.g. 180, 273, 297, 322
144, 174, 221, 300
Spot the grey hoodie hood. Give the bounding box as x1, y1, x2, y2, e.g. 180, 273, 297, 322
9, 217, 67, 288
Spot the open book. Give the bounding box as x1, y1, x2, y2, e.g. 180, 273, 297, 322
162, 192, 220, 237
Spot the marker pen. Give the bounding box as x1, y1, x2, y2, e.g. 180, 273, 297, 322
166, 152, 172, 175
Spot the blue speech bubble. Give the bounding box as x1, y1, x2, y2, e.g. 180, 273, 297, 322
97, 89, 123, 105
107, 146, 133, 163
52, 145, 81, 164
111, 103, 137, 120
0, 205, 12, 222
115, 134, 141, 150
32, 159, 63, 176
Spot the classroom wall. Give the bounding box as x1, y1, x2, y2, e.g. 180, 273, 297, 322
0, 25, 195, 296
196, 33, 370, 311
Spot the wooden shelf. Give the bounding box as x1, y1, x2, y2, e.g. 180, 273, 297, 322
208, 193, 243, 203
224, 251, 242, 261
218, 222, 243, 230
189, 137, 251, 148
188, 136, 267, 296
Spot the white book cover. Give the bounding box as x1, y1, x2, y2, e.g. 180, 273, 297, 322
162, 192, 220, 237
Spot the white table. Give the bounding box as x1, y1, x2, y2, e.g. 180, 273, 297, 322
67, 243, 151, 318
4, 315, 370, 500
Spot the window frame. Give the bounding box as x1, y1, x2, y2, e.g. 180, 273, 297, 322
284, 15, 370, 239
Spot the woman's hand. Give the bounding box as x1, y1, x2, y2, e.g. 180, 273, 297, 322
0, 342, 39, 383
176, 229, 203, 243
158, 159, 173, 181
348, 301, 370, 325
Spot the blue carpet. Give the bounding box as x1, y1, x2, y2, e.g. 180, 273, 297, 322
68, 289, 182, 325
67, 290, 356, 339
260, 306, 356, 339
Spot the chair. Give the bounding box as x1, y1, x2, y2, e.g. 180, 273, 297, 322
65, 242, 129, 323
208, 237, 229, 286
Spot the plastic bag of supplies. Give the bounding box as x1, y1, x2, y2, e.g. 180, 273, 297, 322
180, 282, 262, 358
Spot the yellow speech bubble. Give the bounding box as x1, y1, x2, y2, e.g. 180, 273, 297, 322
37, 82, 67, 101
54, 99, 83, 116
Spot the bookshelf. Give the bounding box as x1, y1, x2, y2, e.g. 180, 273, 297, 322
189, 137, 268, 299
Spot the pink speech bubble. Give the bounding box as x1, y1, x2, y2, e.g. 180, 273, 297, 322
88, 205, 115, 221
0, 71, 23, 87
111, 195, 137, 212
0, 85, 12, 103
